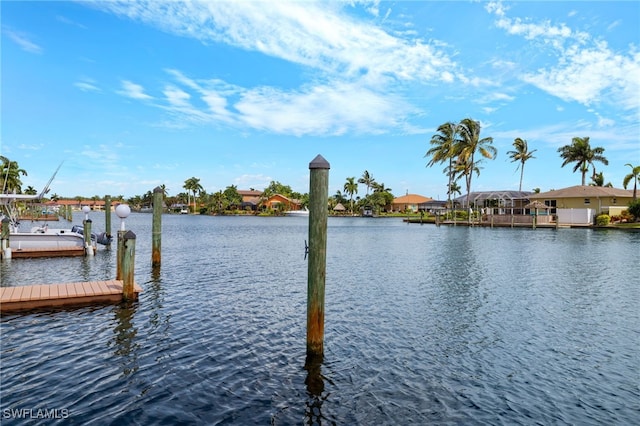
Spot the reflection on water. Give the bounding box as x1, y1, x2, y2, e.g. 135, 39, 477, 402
1, 214, 639, 424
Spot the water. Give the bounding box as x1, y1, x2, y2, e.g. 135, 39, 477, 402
1, 213, 639, 425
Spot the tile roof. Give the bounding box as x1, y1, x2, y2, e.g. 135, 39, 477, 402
529, 185, 633, 199
392, 194, 431, 204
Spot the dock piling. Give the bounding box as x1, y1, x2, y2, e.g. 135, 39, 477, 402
1, 217, 11, 259
115, 204, 131, 281
152, 186, 163, 267
306, 155, 330, 359
105, 195, 112, 247
121, 230, 137, 301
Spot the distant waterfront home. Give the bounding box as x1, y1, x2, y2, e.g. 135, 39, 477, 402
527, 185, 634, 216
391, 194, 431, 212
453, 190, 533, 214
238, 189, 263, 211
418, 200, 448, 213
263, 194, 302, 212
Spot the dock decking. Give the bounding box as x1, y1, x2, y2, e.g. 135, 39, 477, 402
7, 246, 86, 258
0, 280, 142, 313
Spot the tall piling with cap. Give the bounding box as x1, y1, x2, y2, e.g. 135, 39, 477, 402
1, 218, 11, 259
152, 186, 163, 267
306, 155, 330, 359
104, 195, 112, 247
82, 206, 94, 256
115, 204, 131, 280
122, 230, 137, 301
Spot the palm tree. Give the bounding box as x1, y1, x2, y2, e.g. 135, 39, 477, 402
623, 163, 640, 201
557, 137, 608, 186
456, 118, 497, 214
425, 122, 461, 210
507, 138, 536, 192
183, 177, 203, 213
1, 156, 28, 194
358, 170, 376, 196
343, 177, 358, 214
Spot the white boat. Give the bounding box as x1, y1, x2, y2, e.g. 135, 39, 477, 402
9, 225, 86, 250
286, 207, 309, 217
1, 163, 111, 254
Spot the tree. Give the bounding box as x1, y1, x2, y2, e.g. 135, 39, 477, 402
1, 156, 27, 194
457, 118, 497, 213
426, 122, 461, 210
623, 163, 639, 201
262, 181, 293, 198
371, 182, 394, 213
590, 171, 612, 187
557, 137, 608, 186
507, 138, 536, 192
183, 177, 203, 213
223, 185, 242, 210
24, 186, 37, 195
358, 170, 376, 196
343, 177, 358, 214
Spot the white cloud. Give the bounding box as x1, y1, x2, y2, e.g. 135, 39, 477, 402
74, 78, 100, 92
4, 29, 42, 54
487, 6, 640, 112
95, 1, 458, 85
118, 80, 153, 100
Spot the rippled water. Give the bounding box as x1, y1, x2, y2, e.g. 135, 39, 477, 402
1, 213, 639, 425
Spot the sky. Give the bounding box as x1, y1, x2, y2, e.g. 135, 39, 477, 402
2, 0, 639, 200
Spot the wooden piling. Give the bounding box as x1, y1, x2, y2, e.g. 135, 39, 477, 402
307, 155, 330, 358
121, 230, 136, 301
152, 186, 163, 267
116, 230, 125, 280
104, 195, 112, 246
1, 217, 10, 259
83, 218, 93, 255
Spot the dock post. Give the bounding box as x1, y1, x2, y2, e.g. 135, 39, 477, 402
307, 154, 330, 360
1, 218, 11, 259
152, 186, 163, 267
105, 195, 112, 247
115, 204, 131, 280
82, 206, 94, 256
121, 230, 137, 301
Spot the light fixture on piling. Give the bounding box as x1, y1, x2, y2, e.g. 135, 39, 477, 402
115, 204, 131, 231
82, 205, 91, 221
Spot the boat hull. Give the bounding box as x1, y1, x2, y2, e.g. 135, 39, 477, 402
8, 231, 85, 250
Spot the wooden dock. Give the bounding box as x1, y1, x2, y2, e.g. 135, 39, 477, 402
0, 280, 142, 313
8, 246, 86, 258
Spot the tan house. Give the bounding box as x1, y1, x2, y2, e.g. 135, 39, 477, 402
528, 185, 634, 216
263, 194, 301, 211
391, 194, 431, 212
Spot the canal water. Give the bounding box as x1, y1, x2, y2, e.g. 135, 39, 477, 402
1, 213, 638, 425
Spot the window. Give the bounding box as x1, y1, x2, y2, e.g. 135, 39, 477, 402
612, 198, 617, 204
584, 199, 590, 205
545, 199, 556, 214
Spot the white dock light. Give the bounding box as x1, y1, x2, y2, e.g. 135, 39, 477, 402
115, 204, 131, 231
82, 205, 91, 220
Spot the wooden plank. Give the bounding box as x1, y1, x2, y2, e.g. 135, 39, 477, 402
29, 285, 43, 301
49, 284, 60, 299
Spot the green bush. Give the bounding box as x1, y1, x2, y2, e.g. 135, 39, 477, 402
596, 214, 610, 226
628, 200, 640, 221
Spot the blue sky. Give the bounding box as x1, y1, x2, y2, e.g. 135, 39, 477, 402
2, 1, 639, 199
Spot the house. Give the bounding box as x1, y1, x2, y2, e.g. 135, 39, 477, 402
453, 190, 533, 213
391, 194, 431, 212
528, 185, 634, 216
262, 194, 301, 211
238, 189, 263, 211
418, 200, 448, 213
